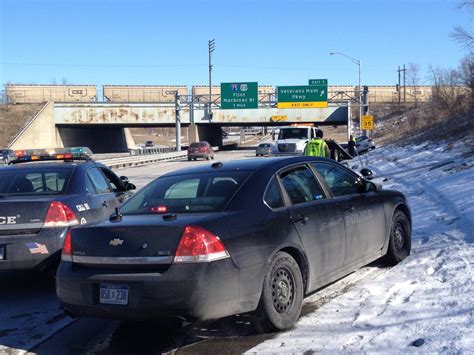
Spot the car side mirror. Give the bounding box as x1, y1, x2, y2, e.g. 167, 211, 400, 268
358, 179, 377, 193
120, 176, 129, 183
360, 168, 374, 180
125, 182, 136, 191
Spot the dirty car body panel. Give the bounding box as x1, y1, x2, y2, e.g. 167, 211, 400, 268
56, 156, 410, 322
0, 162, 134, 271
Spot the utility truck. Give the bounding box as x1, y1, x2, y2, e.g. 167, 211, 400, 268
272, 125, 318, 155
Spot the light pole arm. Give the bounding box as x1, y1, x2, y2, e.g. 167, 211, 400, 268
331, 51, 360, 65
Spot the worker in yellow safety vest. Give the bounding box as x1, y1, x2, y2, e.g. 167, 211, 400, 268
304, 129, 330, 157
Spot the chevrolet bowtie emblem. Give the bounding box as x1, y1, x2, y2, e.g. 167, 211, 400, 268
109, 238, 124, 246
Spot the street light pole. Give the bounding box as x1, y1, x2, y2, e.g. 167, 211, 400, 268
330, 51, 362, 134
208, 39, 215, 120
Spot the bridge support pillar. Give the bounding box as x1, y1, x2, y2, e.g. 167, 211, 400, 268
123, 128, 136, 150
188, 124, 200, 144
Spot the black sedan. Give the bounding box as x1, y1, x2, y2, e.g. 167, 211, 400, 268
0, 148, 136, 272
56, 156, 411, 330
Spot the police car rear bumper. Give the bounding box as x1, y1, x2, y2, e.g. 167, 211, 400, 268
0, 228, 67, 271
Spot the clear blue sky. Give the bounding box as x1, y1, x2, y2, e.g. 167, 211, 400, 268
0, 0, 471, 87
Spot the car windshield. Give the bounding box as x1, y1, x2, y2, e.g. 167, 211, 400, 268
278, 128, 309, 140
120, 171, 252, 214
0, 168, 73, 196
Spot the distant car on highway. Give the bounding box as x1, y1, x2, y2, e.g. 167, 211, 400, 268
56, 156, 411, 330
187, 141, 214, 161
256, 143, 273, 156
0, 148, 136, 272
1, 149, 16, 165
355, 135, 376, 153
145, 141, 154, 147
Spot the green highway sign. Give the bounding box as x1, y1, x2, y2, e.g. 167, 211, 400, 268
309, 79, 328, 86
220, 82, 258, 109
277, 85, 328, 108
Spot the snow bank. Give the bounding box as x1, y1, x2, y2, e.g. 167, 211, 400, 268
248, 142, 474, 353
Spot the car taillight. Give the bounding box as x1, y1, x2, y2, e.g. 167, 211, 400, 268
174, 225, 229, 263
44, 201, 78, 228
61, 229, 73, 262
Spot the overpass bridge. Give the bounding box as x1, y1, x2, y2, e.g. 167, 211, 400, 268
9, 102, 349, 153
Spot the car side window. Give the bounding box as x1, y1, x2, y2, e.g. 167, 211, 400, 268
312, 162, 360, 197
280, 166, 325, 205
264, 177, 284, 209
100, 167, 123, 192
85, 175, 97, 195
87, 168, 112, 194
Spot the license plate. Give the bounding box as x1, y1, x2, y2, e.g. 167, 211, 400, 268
0, 245, 4, 260
99, 284, 129, 305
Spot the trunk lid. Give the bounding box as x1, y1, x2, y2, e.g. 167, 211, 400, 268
70, 213, 222, 262
0, 195, 60, 235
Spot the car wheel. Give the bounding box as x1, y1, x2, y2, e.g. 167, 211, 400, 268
206, 155, 210, 160
211, 155, 215, 160
383, 210, 411, 265
258, 251, 303, 330
188, 157, 191, 161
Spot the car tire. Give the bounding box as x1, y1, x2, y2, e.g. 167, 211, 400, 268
258, 251, 303, 330
211, 155, 215, 160
188, 157, 191, 161
383, 210, 411, 265
206, 155, 210, 160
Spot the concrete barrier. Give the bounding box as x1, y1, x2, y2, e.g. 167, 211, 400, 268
97, 151, 187, 169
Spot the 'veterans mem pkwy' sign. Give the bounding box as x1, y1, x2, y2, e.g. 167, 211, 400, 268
277, 85, 328, 108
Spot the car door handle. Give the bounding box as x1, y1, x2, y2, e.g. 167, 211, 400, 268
291, 215, 309, 224
102, 201, 108, 208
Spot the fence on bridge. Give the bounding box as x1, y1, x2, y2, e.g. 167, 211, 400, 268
5, 84, 439, 105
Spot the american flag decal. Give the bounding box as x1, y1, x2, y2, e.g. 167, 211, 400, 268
25, 242, 49, 255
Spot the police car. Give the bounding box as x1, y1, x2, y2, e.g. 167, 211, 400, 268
0, 147, 136, 272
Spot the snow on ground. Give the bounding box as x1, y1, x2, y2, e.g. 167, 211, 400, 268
248, 142, 474, 353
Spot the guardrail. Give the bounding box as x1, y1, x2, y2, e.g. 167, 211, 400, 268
97, 150, 187, 169
129, 146, 177, 155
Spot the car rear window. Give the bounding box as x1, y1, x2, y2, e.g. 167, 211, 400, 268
0, 168, 72, 196
190, 143, 206, 148
120, 171, 251, 214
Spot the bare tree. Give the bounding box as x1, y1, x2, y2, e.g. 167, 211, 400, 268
429, 56, 473, 115
407, 63, 421, 108
458, 55, 474, 110
451, 1, 474, 52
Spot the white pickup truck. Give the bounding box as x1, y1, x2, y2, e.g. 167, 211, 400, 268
272, 125, 318, 155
